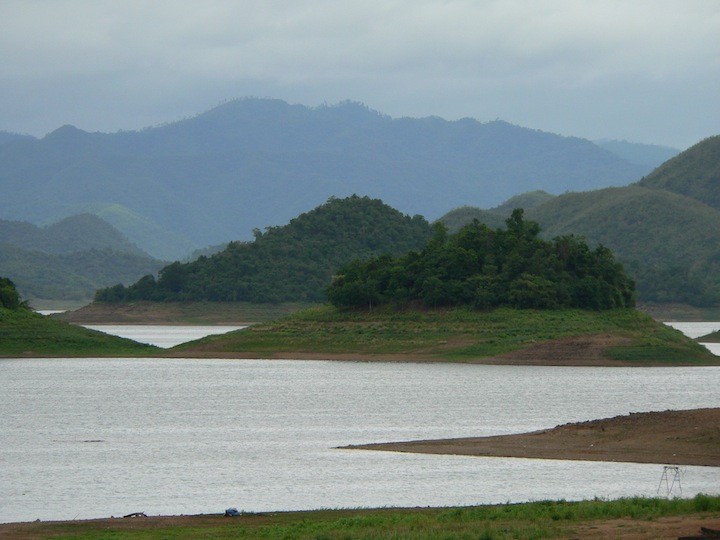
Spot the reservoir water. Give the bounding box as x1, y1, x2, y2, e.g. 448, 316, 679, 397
80, 324, 246, 348
2, 354, 719, 523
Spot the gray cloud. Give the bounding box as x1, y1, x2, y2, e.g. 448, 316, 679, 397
1, 0, 718, 147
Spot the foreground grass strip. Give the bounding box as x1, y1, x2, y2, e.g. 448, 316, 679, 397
6, 495, 720, 539
0, 307, 158, 357
173, 305, 716, 364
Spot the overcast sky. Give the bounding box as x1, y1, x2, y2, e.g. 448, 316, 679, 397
1, 1, 718, 148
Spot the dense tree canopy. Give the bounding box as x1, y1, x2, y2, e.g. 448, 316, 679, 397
0, 277, 25, 310
327, 210, 635, 310
95, 196, 433, 303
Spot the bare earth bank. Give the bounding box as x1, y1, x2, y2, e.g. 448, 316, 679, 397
344, 408, 720, 467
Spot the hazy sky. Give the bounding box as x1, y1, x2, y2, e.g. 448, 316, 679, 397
1, 1, 718, 148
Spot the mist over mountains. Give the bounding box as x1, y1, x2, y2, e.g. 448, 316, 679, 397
0, 98, 667, 260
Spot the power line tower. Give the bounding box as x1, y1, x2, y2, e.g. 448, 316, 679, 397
657, 465, 682, 497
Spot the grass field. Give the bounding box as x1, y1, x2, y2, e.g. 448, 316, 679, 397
4, 495, 719, 539
175, 305, 716, 364
54, 301, 313, 324
0, 307, 158, 356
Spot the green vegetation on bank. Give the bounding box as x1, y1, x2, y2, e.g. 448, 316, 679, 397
7, 495, 720, 539
175, 305, 714, 364
329, 210, 634, 311
0, 306, 158, 356
0, 279, 157, 356
56, 301, 312, 324
95, 196, 433, 304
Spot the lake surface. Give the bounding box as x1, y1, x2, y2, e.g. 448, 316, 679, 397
665, 321, 720, 356
81, 324, 246, 348
2, 357, 719, 523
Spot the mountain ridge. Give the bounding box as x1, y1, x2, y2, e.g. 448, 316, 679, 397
0, 98, 652, 260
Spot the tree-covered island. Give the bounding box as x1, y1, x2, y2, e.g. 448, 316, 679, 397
328, 209, 635, 311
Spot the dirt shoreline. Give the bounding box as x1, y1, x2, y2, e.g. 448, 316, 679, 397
164, 332, 720, 366
345, 408, 720, 467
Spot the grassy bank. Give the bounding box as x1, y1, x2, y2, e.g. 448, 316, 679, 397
4, 495, 719, 539
54, 301, 313, 324
174, 305, 717, 365
0, 307, 158, 357
638, 301, 720, 322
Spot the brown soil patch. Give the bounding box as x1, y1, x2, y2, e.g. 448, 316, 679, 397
167, 333, 700, 366
491, 333, 635, 366
569, 515, 720, 539
346, 408, 720, 467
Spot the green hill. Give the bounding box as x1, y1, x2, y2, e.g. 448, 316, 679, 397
0, 306, 157, 356
439, 191, 556, 233
0, 213, 147, 256
0, 278, 155, 356
436, 137, 720, 307
329, 210, 634, 311
525, 186, 720, 305
174, 305, 715, 365
95, 195, 433, 303
490, 190, 556, 215
438, 206, 508, 232
440, 186, 720, 306
0, 214, 163, 304
0, 244, 164, 303
88, 203, 197, 261
638, 135, 720, 208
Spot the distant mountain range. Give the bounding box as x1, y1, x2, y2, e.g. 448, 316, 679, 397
0, 214, 162, 303
0, 98, 675, 260
439, 136, 720, 306
0, 213, 146, 256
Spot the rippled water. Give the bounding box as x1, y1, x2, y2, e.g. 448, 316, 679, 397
2, 356, 719, 524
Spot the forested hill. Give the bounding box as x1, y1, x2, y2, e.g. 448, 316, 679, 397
95, 196, 433, 303
638, 135, 720, 209
328, 210, 635, 311
440, 191, 556, 233
436, 133, 720, 306
0, 214, 148, 256
0, 98, 648, 260
0, 214, 162, 304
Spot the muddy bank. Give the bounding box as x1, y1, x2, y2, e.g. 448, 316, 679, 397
345, 408, 720, 467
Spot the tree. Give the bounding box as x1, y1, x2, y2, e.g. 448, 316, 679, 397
0, 277, 24, 310
327, 209, 635, 311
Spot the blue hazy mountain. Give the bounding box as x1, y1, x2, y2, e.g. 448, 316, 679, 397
0, 98, 649, 260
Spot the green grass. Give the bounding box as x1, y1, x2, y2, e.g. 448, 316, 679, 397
55, 301, 313, 324
0, 307, 158, 356
8, 495, 720, 539
174, 305, 716, 364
